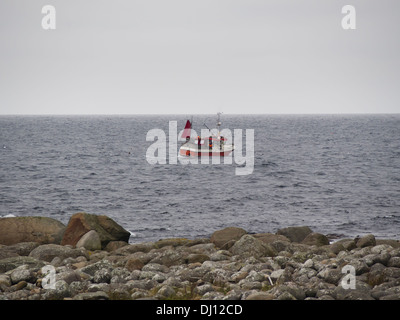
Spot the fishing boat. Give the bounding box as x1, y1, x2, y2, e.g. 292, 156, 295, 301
179, 113, 234, 157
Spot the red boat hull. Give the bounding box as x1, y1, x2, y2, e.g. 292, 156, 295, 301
179, 149, 232, 157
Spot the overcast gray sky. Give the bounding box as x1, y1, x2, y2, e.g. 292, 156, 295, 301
0, 0, 399, 114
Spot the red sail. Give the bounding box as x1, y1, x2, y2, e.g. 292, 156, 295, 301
181, 120, 192, 139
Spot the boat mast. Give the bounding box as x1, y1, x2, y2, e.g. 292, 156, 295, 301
190, 116, 193, 139
216, 112, 222, 137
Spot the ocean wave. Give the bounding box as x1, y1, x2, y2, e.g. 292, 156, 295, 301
0, 214, 16, 218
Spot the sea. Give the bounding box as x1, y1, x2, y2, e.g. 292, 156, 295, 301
1, 114, 399, 243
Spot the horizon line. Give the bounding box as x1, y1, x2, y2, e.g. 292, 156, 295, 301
1, 112, 400, 116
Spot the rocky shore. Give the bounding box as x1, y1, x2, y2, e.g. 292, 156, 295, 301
1, 213, 400, 300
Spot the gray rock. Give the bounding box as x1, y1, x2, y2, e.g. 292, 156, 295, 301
42, 280, 70, 300
154, 238, 193, 248
73, 291, 109, 300
371, 282, 400, 299
87, 283, 110, 292
340, 290, 374, 300
270, 269, 285, 282
149, 247, 187, 267
201, 291, 225, 300
3, 242, 40, 256
210, 251, 231, 261
383, 267, 400, 279
29, 244, 83, 262
363, 253, 391, 267
380, 293, 400, 300
186, 253, 210, 264
371, 244, 393, 254
189, 243, 216, 255
125, 258, 144, 272
238, 279, 262, 290
109, 286, 132, 300
245, 292, 274, 300
341, 239, 357, 251
317, 267, 342, 285
296, 267, 317, 280
272, 282, 306, 300
163, 276, 184, 288
273, 255, 289, 269
253, 233, 290, 244
352, 260, 370, 275
276, 291, 297, 300
0, 256, 45, 273
110, 267, 131, 283
0, 248, 19, 260
223, 290, 243, 300
269, 240, 291, 253
139, 271, 157, 281
230, 235, 275, 259
50, 257, 62, 267
355, 247, 372, 258
80, 260, 113, 276
246, 270, 265, 282
276, 226, 313, 243
69, 281, 88, 296
93, 268, 112, 284
156, 285, 175, 298
0, 274, 11, 287
210, 227, 247, 248
356, 234, 376, 248
376, 239, 400, 248
141, 263, 169, 274
203, 267, 231, 286
303, 259, 314, 269
316, 287, 335, 299
329, 242, 346, 255
177, 267, 207, 283
104, 241, 129, 252
195, 283, 214, 295
126, 279, 157, 291
130, 290, 149, 300
76, 230, 102, 251
56, 270, 82, 284
6, 289, 30, 300
114, 242, 156, 255
318, 295, 335, 300
388, 257, 400, 268
333, 280, 372, 300
301, 233, 330, 247
10, 266, 36, 284
152, 273, 166, 283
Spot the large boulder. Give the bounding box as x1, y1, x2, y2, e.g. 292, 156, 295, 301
0, 242, 40, 260
0, 256, 46, 273
61, 212, 130, 249
356, 234, 376, 248
276, 226, 313, 243
230, 234, 276, 258
253, 233, 290, 244
301, 232, 330, 246
0, 217, 66, 245
210, 227, 247, 248
29, 244, 84, 262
